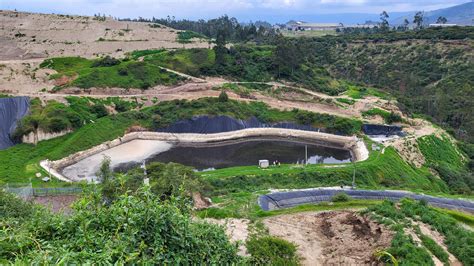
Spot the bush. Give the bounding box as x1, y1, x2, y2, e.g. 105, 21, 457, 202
90, 104, 108, 118
218, 90, 229, 102
92, 56, 120, 67
246, 236, 299, 265
1, 187, 241, 264
331, 192, 351, 202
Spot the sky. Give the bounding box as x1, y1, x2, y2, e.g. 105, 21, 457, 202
0, 0, 470, 23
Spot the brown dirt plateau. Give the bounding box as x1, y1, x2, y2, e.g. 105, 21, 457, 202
0, 10, 208, 60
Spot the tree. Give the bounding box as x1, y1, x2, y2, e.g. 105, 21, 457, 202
214, 29, 227, 68
413, 11, 424, 30
402, 19, 410, 31
436, 16, 448, 24
218, 90, 229, 102
379, 11, 390, 32
273, 36, 300, 77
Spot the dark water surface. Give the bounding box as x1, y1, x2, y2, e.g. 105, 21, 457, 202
148, 138, 351, 170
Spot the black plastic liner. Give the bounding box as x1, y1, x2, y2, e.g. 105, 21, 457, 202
0, 97, 30, 150
156, 115, 323, 134
362, 124, 403, 136
259, 189, 474, 213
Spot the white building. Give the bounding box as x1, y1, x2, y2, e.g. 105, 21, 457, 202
287, 21, 344, 31
429, 23, 458, 27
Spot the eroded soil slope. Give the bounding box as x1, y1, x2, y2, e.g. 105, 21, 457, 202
264, 211, 394, 265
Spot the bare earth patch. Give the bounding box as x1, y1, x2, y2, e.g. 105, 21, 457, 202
33, 194, 79, 214
264, 211, 394, 265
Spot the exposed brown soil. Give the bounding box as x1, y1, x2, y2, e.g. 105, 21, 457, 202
33, 194, 78, 214
264, 211, 394, 265
204, 218, 250, 256
0, 10, 208, 60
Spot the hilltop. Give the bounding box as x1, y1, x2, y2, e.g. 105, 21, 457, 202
0, 10, 208, 60
391, 2, 474, 26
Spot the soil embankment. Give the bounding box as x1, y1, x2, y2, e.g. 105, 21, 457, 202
264, 211, 393, 265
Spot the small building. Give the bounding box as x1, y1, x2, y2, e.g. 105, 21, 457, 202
259, 160, 269, 169
429, 23, 458, 27
287, 21, 344, 31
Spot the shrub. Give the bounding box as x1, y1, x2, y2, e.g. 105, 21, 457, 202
90, 104, 109, 118
92, 56, 120, 67
218, 90, 229, 102
1, 187, 241, 264
331, 192, 351, 202
246, 236, 299, 265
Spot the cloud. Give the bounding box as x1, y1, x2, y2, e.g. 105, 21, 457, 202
320, 0, 367, 4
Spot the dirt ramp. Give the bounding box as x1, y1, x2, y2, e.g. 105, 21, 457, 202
264, 211, 393, 265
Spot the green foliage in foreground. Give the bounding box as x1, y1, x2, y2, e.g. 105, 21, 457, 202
0, 188, 240, 264
388, 230, 434, 266
367, 199, 474, 265
416, 230, 450, 265
246, 236, 299, 265
40, 56, 183, 89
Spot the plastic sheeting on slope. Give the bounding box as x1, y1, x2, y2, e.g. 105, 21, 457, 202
259, 189, 474, 213
0, 97, 29, 150
362, 124, 404, 136
156, 115, 325, 134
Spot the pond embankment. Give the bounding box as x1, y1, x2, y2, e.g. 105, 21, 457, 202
41, 128, 368, 182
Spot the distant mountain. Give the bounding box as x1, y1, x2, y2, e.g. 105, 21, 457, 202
390, 2, 474, 26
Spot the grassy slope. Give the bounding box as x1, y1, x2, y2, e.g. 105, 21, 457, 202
366, 199, 474, 265
201, 146, 448, 195
0, 115, 138, 186
41, 56, 183, 89
144, 48, 215, 77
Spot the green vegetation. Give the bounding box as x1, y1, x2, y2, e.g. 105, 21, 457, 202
416, 229, 450, 265
202, 146, 448, 196
40, 56, 183, 89
102, 162, 204, 202
144, 48, 215, 76
434, 208, 474, 227
13, 97, 138, 141
417, 135, 472, 194
315, 39, 474, 143
387, 230, 434, 265
336, 97, 356, 105
366, 199, 474, 265
129, 49, 165, 60
362, 108, 403, 124
246, 236, 299, 265
177, 30, 208, 43
0, 188, 240, 264
331, 192, 351, 202
143, 46, 366, 95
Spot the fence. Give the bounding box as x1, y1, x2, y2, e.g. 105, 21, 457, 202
2, 183, 82, 199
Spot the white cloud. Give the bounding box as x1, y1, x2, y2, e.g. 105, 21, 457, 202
320, 0, 367, 4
